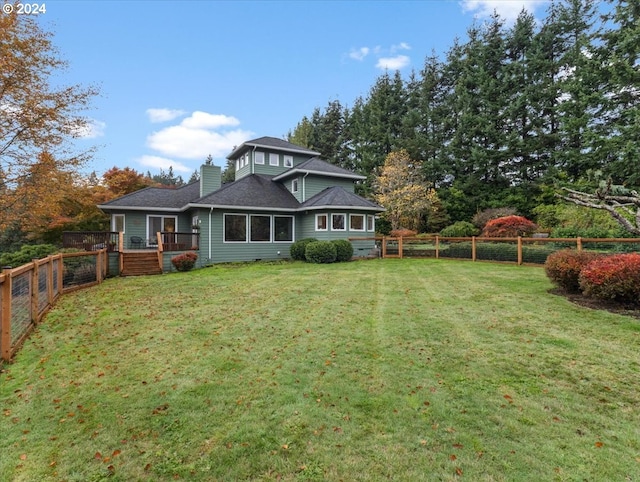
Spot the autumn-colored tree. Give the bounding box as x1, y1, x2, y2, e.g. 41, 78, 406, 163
102, 166, 155, 197
481, 215, 537, 237
0, 13, 98, 185
374, 149, 437, 231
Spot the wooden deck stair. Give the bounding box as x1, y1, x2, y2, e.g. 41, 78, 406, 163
121, 251, 162, 276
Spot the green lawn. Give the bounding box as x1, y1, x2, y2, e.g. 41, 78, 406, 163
1, 259, 639, 481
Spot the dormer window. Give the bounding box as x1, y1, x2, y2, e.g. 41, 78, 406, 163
255, 151, 265, 165
284, 155, 293, 168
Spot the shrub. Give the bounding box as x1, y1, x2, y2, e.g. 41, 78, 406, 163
305, 241, 337, 264
390, 228, 417, 238
440, 221, 479, 238
290, 238, 317, 261
579, 253, 640, 304
171, 251, 198, 272
332, 239, 354, 262
482, 215, 537, 238
544, 249, 604, 293
472, 207, 517, 229
0, 244, 58, 268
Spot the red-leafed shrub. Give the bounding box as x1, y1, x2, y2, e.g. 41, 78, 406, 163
579, 253, 640, 304
544, 249, 604, 293
481, 215, 537, 238
171, 251, 198, 272
390, 228, 417, 237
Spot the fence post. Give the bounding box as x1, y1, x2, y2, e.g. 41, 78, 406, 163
31, 259, 39, 324
382, 237, 387, 258
47, 255, 54, 306
435, 235, 439, 259
472, 236, 477, 261
1, 267, 12, 362
399, 237, 403, 259
577, 237, 582, 251
517, 237, 523, 265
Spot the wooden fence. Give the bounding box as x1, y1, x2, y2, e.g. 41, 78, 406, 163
352, 236, 640, 265
0, 249, 109, 362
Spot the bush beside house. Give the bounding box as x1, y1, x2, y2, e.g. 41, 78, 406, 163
171, 251, 198, 272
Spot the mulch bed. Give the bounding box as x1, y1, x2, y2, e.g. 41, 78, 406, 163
549, 288, 640, 320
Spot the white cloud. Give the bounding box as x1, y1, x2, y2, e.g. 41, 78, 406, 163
146, 108, 186, 123
460, 0, 549, 22
146, 110, 253, 161
391, 42, 411, 53
180, 111, 240, 129
137, 155, 192, 173
376, 55, 411, 71
73, 118, 106, 139
349, 47, 370, 61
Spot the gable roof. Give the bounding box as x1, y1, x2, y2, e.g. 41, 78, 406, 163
300, 186, 383, 212
227, 136, 320, 160
191, 174, 299, 211
98, 182, 201, 212
272, 157, 365, 182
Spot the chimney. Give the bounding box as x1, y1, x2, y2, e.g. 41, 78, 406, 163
200, 164, 221, 197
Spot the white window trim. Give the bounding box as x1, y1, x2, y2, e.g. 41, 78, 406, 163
269, 153, 279, 166
250, 214, 272, 243
273, 215, 295, 243
223, 213, 248, 243
350, 214, 366, 232
112, 214, 125, 233
284, 155, 293, 168
315, 213, 328, 232
332, 213, 346, 231
255, 151, 265, 165
292, 179, 298, 193
367, 215, 375, 232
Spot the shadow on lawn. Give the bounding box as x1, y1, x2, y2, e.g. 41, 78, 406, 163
550, 288, 640, 320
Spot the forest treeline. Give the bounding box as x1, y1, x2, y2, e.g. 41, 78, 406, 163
286, 0, 639, 231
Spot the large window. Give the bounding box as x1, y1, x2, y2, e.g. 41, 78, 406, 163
255, 151, 264, 165
250, 215, 271, 242
112, 214, 125, 233
332, 213, 346, 231
269, 153, 279, 166
274, 216, 294, 242
350, 214, 365, 231
148, 215, 177, 245
224, 214, 247, 242
316, 214, 328, 231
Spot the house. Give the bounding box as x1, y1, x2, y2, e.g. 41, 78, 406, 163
98, 137, 384, 269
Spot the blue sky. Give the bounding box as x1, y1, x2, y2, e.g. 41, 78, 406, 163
36, 0, 552, 177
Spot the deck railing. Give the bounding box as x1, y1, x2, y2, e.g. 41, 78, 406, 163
1, 249, 108, 362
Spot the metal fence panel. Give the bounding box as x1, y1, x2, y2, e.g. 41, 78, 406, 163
11, 272, 32, 346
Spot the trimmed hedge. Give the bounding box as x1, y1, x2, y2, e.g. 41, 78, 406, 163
171, 251, 198, 271
305, 241, 337, 264
544, 249, 603, 293
290, 238, 318, 261
579, 253, 640, 304
332, 239, 354, 262
440, 221, 479, 237
439, 241, 557, 264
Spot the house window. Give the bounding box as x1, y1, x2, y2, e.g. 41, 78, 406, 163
316, 214, 328, 231
235, 160, 240, 171
367, 215, 375, 232
269, 153, 279, 166
255, 151, 265, 165
112, 214, 125, 233
292, 179, 298, 193
284, 155, 293, 168
147, 215, 177, 244
250, 215, 271, 242
332, 214, 346, 231
350, 214, 365, 231
224, 214, 247, 242
274, 216, 294, 242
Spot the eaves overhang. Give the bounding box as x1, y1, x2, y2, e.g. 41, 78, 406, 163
97, 205, 185, 213
272, 169, 366, 182
227, 143, 321, 159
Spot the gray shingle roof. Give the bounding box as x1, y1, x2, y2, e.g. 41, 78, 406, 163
227, 136, 320, 159
194, 174, 300, 210
300, 187, 383, 211
273, 157, 365, 181
99, 182, 201, 211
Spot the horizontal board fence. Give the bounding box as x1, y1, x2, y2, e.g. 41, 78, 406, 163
1, 249, 109, 362
350, 236, 640, 265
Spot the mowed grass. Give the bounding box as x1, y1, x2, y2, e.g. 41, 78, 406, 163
1, 259, 639, 481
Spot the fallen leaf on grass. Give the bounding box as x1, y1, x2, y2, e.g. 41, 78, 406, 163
19, 454, 27, 460
595, 441, 604, 448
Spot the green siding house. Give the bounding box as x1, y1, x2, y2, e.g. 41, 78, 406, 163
98, 137, 384, 266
